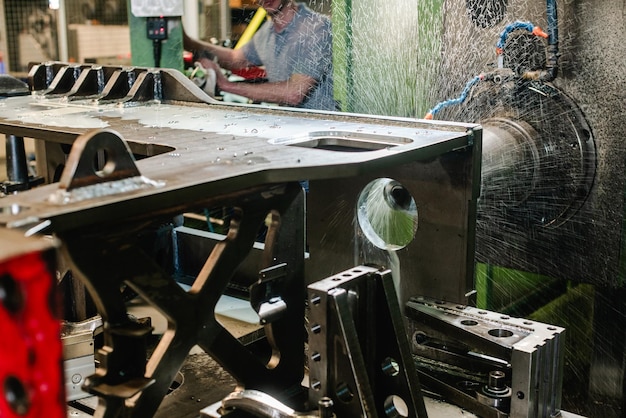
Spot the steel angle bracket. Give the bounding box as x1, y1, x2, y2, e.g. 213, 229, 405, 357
59, 129, 141, 190
28, 61, 216, 103
406, 297, 565, 418
307, 265, 428, 418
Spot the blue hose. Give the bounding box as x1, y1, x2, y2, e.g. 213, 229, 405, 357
543, 0, 559, 81
546, 0, 558, 47
425, 75, 482, 119
496, 21, 538, 51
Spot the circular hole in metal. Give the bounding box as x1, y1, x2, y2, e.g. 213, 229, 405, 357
335, 381, 354, 403
0, 274, 24, 314
384, 395, 409, 418
457, 380, 480, 390
414, 332, 428, 345
166, 371, 184, 395
0, 204, 26, 215
381, 357, 400, 377
4, 375, 30, 415
357, 178, 418, 251
94, 148, 116, 178
488, 329, 514, 338
461, 320, 478, 326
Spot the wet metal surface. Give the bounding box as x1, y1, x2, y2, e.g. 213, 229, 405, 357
0, 94, 475, 234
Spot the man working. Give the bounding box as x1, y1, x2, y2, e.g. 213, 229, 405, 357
183, 0, 335, 111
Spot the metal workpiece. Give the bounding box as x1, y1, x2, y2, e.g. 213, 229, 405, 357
306, 140, 480, 306
406, 297, 565, 418
61, 316, 103, 360
307, 266, 428, 418
0, 63, 481, 308
0, 63, 481, 417
214, 390, 320, 418
0, 65, 478, 235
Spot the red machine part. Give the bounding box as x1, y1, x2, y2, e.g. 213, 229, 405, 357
0, 250, 64, 418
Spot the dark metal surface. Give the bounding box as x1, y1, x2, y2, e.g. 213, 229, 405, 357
59, 181, 306, 417
306, 141, 480, 306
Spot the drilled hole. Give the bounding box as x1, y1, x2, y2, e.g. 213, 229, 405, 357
94, 148, 116, 178
383, 395, 409, 418
335, 382, 354, 403
4, 376, 30, 415
0, 274, 24, 314
381, 357, 400, 377
488, 328, 514, 338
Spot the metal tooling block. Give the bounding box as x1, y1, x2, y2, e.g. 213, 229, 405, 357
406, 297, 565, 418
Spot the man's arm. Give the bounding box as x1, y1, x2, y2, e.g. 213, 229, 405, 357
182, 30, 252, 71
206, 59, 317, 107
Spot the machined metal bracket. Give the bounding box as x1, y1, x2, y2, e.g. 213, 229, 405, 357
28, 61, 215, 104
59, 129, 141, 191
307, 265, 428, 418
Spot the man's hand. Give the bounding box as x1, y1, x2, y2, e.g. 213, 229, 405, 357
200, 59, 230, 91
